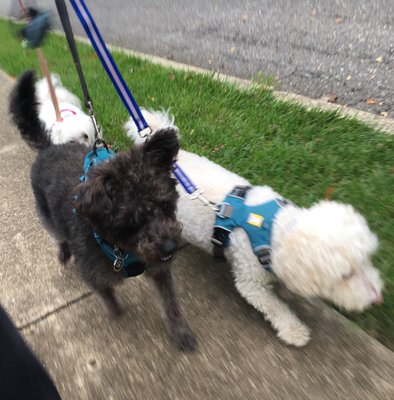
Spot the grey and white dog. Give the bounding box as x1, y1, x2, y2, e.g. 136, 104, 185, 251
9, 71, 197, 352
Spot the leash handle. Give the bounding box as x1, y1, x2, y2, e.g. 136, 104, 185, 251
69, 0, 150, 135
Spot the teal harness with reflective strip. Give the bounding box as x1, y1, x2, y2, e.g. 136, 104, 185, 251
212, 186, 290, 271
80, 146, 145, 278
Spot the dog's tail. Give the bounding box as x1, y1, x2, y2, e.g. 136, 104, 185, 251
9, 70, 50, 150
124, 108, 179, 146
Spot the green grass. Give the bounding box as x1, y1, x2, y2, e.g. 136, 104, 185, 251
1, 18, 393, 349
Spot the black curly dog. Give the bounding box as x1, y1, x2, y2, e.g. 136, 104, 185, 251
9, 70, 196, 352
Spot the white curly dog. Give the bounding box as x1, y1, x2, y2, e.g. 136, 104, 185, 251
35, 75, 95, 146
125, 109, 384, 347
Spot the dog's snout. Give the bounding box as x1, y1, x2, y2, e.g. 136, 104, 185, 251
161, 239, 177, 256
372, 292, 384, 305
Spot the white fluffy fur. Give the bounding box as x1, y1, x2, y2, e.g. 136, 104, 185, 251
35, 75, 95, 146
125, 109, 384, 347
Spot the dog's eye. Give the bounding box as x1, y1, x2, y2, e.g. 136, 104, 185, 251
342, 271, 354, 281
82, 133, 89, 140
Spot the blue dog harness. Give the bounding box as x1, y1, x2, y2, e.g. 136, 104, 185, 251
79, 146, 145, 278
212, 186, 290, 271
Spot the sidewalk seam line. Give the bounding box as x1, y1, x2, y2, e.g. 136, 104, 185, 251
18, 291, 93, 331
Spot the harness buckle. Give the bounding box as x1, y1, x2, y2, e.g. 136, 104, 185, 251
215, 202, 233, 219
228, 185, 251, 199
255, 245, 272, 267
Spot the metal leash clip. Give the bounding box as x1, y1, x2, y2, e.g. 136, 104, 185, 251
215, 202, 233, 218
138, 127, 152, 138
86, 100, 103, 140
189, 189, 219, 210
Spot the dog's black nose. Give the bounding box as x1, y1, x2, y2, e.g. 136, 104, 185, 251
161, 239, 177, 256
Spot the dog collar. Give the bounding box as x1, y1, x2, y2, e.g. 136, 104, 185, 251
212, 185, 290, 271
80, 146, 145, 277
93, 231, 145, 278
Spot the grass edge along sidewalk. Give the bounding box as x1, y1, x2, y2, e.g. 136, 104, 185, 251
0, 18, 393, 349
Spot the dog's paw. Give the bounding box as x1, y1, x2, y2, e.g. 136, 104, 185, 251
58, 241, 71, 265
171, 324, 198, 352
277, 321, 311, 347
96, 288, 124, 318
106, 302, 124, 319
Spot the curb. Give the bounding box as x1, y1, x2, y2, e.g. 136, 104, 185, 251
2, 15, 393, 135
68, 33, 394, 136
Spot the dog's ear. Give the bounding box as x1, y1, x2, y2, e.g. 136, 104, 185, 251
75, 174, 118, 229
143, 128, 179, 169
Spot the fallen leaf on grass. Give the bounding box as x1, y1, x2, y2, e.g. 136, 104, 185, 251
380, 111, 388, 117
376, 56, 383, 63
367, 98, 378, 105
335, 17, 343, 24
324, 186, 336, 200
212, 144, 224, 153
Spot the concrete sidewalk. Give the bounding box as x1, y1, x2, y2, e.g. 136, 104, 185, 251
1, 70, 393, 400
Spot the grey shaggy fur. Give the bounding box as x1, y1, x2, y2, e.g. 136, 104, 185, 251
9, 70, 196, 352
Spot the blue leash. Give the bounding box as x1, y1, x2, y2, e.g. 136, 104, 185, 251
69, 0, 149, 136
68, 0, 205, 199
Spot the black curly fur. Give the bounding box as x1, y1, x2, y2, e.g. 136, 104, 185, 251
9, 71, 197, 352
9, 70, 50, 150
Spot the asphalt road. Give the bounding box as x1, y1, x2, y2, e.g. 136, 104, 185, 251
2, 0, 393, 116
